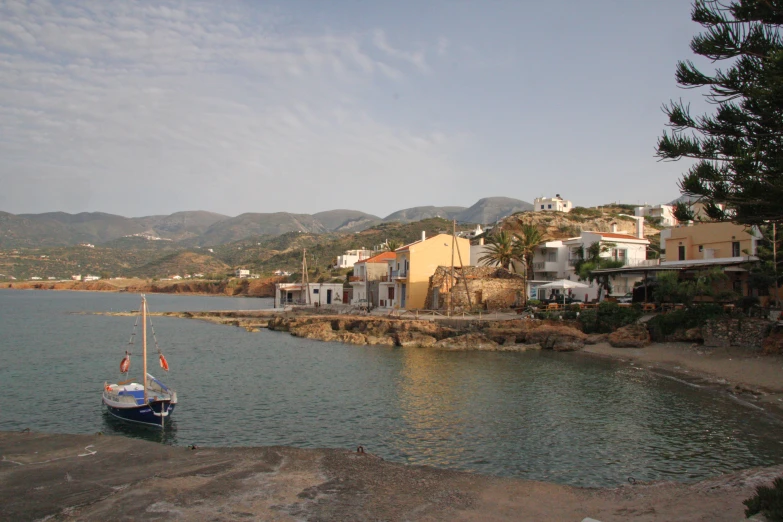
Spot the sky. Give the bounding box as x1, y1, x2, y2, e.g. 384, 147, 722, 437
0, 0, 712, 218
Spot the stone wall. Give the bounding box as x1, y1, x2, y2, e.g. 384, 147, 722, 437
424, 266, 526, 311
703, 317, 772, 350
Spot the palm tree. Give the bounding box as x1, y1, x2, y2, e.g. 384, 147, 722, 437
479, 230, 516, 270
383, 240, 402, 252
512, 224, 543, 278
574, 241, 622, 300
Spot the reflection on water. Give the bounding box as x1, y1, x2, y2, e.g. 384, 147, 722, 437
1, 289, 782, 487
101, 412, 179, 445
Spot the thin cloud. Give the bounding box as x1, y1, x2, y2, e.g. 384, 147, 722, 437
0, 0, 459, 216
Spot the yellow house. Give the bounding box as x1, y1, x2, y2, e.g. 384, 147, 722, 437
393, 233, 471, 310
661, 222, 758, 262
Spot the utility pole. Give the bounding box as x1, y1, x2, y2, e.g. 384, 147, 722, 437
301, 248, 310, 305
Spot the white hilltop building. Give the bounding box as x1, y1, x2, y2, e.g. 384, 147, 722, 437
533, 194, 572, 213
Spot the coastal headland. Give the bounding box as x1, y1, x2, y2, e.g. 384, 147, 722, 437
2, 430, 782, 521
2, 277, 282, 297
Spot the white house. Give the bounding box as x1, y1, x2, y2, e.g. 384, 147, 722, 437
529, 224, 652, 302
349, 251, 397, 306
635, 204, 677, 227
334, 249, 374, 269
533, 194, 573, 213
83, 275, 101, 281
274, 282, 344, 308
172, 275, 183, 280
235, 269, 250, 278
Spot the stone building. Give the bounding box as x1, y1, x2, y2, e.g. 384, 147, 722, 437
423, 266, 526, 312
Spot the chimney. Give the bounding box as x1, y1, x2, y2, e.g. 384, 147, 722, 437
636, 216, 644, 239
611, 222, 618, 233
421, 231, 426, 242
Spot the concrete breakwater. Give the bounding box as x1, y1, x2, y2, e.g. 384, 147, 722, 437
2, 431, 781, 521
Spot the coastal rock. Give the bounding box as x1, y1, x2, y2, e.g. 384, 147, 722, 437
762, 328, 783, 355
290, 321, 336, 342
434, 333, 498, 351
396, 320, 441, 336
608, 324, 651, 348
484, 327, 529, 344
365, 335, 396, 346
525, 325, 586, 351
335, 331, 368, 345
396, 331, 438, 348
584, 333, 608, 345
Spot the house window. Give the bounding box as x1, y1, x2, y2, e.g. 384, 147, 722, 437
612, 248, 627, 260
732, 241, 740, 257
540, 205, 545, 209
313, 289, 319, 294
698, 245, 703, 252
547, 204, 552, 209
547, 252, 557, 262
388, 287, 395, 299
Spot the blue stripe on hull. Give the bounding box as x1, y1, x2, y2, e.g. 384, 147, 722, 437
104, 401, 175, 428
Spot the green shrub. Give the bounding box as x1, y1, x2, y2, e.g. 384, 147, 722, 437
527, 299, 542, 307
578, 301, 642, 333
744, 476, 783, 521
646, 304, 725, 342
738, 295, 761, 312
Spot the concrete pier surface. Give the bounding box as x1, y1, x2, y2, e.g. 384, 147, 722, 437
2, 431, 781, 521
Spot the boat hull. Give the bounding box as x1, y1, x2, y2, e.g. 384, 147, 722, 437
103, 400, 175, 428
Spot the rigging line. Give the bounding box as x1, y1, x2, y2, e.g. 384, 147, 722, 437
127, 314, 139, 345
145, 300, 162, 353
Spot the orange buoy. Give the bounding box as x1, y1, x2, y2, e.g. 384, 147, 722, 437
159, 353, 169, 372
105, 383, 113, 392
119, 353, 130, 373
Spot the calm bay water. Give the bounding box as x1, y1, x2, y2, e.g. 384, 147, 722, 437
1, 288, 782, 487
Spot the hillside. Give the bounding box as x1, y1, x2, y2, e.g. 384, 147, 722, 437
311, 210, 381, 232
382, 206, 466, 223
131, 251, 230, 279
497, 206, 662, 241
183, 212, 329, 246
214, 218, 474, 274
455, 197, 533, 224
131, 211, 229, 241
16, 211, 147, 244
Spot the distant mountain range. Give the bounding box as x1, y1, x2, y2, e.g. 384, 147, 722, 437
0, 197, 534, 248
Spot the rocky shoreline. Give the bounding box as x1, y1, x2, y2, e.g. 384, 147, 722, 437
2, 431, 781, 521
139, 309, 783, 418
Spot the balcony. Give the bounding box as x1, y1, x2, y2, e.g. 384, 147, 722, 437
533, 261, 560, 272
391, 269, 407, 280
349, 276, 364, 284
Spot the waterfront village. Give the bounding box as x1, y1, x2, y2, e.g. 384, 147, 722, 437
271, 194, 780, 316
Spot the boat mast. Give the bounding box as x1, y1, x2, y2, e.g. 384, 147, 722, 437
142, 295, 148, 404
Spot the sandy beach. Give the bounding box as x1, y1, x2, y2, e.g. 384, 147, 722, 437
583, 342, 783, 415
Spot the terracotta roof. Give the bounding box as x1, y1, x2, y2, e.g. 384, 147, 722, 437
354, 251, 397, 264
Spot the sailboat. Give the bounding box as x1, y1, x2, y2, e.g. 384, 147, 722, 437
102, 294, 177, 428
